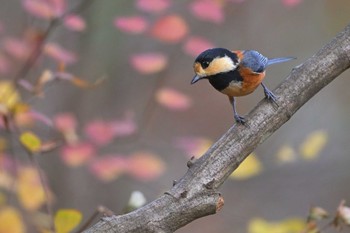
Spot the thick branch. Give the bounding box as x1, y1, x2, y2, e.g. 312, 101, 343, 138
84, 24, 350, 233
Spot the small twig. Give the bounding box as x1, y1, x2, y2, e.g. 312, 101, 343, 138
76, 206, 114, 233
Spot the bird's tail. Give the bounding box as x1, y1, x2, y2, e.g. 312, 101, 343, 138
267, 57, 296, 66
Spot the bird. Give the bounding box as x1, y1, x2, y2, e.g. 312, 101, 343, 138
191, 48, 295, 124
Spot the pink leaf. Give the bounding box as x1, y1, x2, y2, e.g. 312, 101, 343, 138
183, 36, 215, 57
28, 110, 53, 127
155, 88, 192, 111
189, 0, 224, 23
282, 0, 302, 7
60, 142, 95, 167
0, 54, 10, 74
3, 37, 31, 60
130, 53, 168, 74
136, 0, 171, 13
114, 16, 148, 34
174, 136, 213, 158
63, 14, 86, 31
22, 0, 56, 19
44, 42, 77, 64
150, 15, 188, 43
48, 0, 66, 16
127, 152, 165, 181
84, 120, 116, 146
89, 155, 127, 182
54, 113, 77, 132
110, 113, 137, 137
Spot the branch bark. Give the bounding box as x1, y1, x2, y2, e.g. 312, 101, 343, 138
84, 23, 350, 233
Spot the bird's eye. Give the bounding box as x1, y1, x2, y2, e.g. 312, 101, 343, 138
201, 61, 210, 69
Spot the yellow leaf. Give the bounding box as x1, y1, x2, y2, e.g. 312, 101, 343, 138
20, 131, 42, 153
0, 81, 21, 114
0, 137, 7, 152
17, 167, 46, 211
0, 206, 25, 233
0, 192, 6, 206
299, 130, 328, 160
230, 153, 262, 180
276, 145, 296, 164
54, 209, 82, 233
248, 217, 305, 233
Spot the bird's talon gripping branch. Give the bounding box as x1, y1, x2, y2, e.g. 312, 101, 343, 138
191, 48, 295, 122
234, 114, 246, 124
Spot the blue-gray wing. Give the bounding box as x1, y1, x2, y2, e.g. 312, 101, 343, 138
241, 50, 268, 73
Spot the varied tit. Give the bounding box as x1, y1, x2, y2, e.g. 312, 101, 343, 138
191, 48, 295, 124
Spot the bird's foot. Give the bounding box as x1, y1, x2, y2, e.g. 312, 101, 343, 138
264, 89, 278, 105
234, 114, 246, 124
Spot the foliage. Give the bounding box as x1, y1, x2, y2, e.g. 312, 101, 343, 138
1, 0, 347, 232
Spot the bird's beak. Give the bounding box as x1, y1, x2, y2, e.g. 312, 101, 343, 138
191, 75, 204, 84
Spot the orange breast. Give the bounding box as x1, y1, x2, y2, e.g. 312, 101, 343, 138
221, 67, 265, 97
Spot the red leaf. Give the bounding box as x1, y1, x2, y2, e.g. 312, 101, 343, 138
189, 0, 224, 23
136, 0, 171, 13
155, 88, 192, 111
3, 37, 31, 60
114, 16, 149, 34
282, 0, 302, 7
89, 155, 127, 182
150, 15, 188, 43
60, 142, 95, 167
84, 120, 116, 146
63, 14, 86, 31
183, 36, 215, 57
130, 53, 168, 74
127, 152, 165, 181
44, 42, 77, 64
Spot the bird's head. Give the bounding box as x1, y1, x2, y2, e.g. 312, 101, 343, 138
191, 48, 239, 84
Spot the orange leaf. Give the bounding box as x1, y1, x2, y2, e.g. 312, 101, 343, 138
0, 206, 25, 233
114, 16, 148, 34
151, 15, 188, 43
17, 167, 46, 211
155, 88, 192, 110
127, 151, 165, 181
130, 53, 168, 74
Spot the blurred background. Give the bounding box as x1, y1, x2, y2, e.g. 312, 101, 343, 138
1, 0, 350, 232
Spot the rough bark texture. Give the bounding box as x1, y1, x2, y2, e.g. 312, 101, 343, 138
84, 24, 350, 233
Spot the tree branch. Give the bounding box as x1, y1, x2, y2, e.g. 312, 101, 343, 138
84, 23, 350, 233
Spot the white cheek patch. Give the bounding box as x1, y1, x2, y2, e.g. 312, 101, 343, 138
206, 55, 238, 76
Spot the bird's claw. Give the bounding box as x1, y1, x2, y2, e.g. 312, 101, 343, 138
264, 89, 278, 105
234, 114, 246, 124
